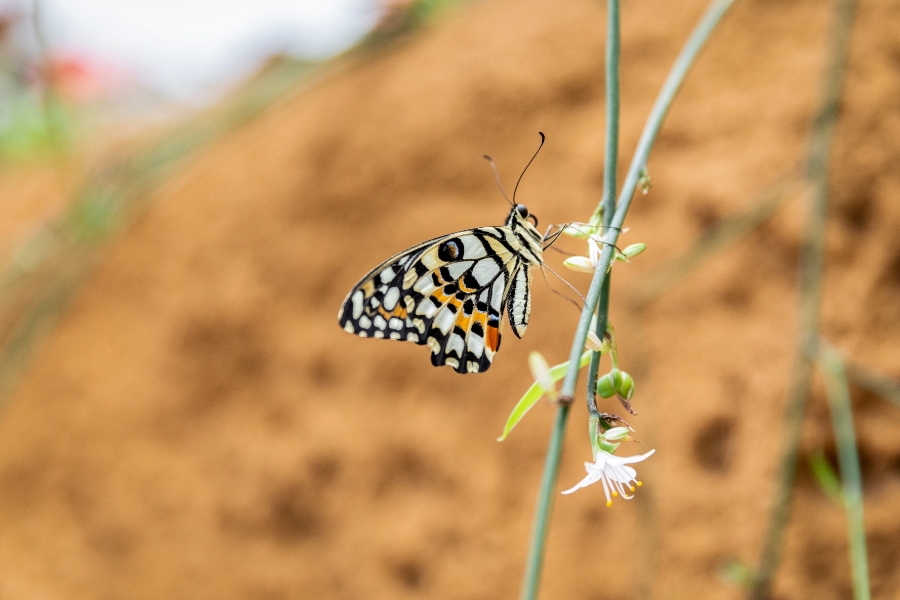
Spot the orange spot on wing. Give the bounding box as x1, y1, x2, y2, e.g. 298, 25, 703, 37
430, 289, 452, 305
455, 307, 473, 332
486, 323, 500, 352
379, 306, 408, 319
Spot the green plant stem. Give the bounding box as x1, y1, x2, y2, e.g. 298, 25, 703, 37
750, 0, 856, 596
585, 0, 621, 417
586, 275, 612, 416
518, 400, 571, 600
602, 0, 621, 226
519, 2, 737, 598
818, 344, 871, 600
561, 0, 738, 403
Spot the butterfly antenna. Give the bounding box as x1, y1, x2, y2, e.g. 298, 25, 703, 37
512, 132, 545, 204
483, 155, 514, 207
540, 263, 586, 311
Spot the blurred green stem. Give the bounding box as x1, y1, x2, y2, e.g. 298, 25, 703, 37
749, 0, 856, 596
519, 1, 737, 598
818, 344, 871, 600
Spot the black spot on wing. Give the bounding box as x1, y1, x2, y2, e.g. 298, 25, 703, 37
438, 238, 462, 261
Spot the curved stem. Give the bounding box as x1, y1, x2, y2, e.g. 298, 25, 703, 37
750, 0, 857, 596
518, 2, 737, 598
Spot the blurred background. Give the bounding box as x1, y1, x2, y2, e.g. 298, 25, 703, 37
0, 0, 898, 599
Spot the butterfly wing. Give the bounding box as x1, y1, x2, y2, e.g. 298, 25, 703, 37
338, 227, 523, 374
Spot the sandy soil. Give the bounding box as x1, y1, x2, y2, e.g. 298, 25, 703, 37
0, 0, 898, 598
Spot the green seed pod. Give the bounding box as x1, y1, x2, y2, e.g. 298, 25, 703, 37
596, 371, 616, 398
613, 370, 635, 400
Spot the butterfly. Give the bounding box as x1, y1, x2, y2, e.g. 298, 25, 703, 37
337, 134, 553, 374
337, 202, 545, 374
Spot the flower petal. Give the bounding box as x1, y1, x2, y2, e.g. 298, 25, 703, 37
563, 256, 595, 273
561, 471, 602, 495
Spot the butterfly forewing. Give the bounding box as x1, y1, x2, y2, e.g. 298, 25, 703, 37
338, 209, 544, 374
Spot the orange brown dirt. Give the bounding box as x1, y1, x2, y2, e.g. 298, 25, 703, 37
0, 0, 899, 598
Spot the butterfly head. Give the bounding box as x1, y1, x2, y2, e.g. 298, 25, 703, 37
508, 204, 543, 245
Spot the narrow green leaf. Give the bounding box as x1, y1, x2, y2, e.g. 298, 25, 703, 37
497, 351, 592, 441
808, 449, 844, 505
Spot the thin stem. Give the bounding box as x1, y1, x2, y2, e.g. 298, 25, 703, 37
818, 344, 871, 600
519, 2, 738, 598
610, 0, 736, 234
564, 0, 738, 399
519, 402, 571, 600
602, 0, 621, 229
586, 274, 612, 415
586, 0, 620, 419
750, 0, 856, 596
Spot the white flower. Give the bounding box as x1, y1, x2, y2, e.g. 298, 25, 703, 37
562, 236, 605, 273
561, 449, 655, 506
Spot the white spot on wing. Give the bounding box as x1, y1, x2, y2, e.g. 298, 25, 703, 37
379, 267, 396, 283
390, 332, 401, 340
374, 315, 387, 330
389, 317, 404, 330
416, 297, 440, 318
460, 235, 487, 259
467, 332, 485, 358
413, 276, 436, 295
344, 321, 354, 333
446, 332, 465, 357
471, 259, 501, 287
359, 315, 371, 329
491, 272, 507, 313
383, 287, 401, 311
434, 306, 456, 334
446, 261, 473, 280
351, 290, 364, 319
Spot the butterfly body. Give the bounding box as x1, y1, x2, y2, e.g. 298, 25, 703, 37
338, 205, 543, 374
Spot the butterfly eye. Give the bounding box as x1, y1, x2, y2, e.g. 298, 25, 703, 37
516, 204, 529, 219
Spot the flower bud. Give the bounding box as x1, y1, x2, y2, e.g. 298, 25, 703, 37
585, 330, 604, 352
596, 371, 616, 398
602, 426, 631, 441
529, 351, 557, 400
621, 243, 646, 258
612, 370, 635, 400
563, 256, 595, 273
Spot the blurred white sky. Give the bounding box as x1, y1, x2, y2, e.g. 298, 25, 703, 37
1, 0, 380, 100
